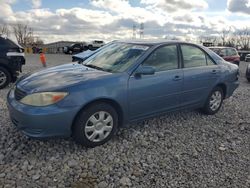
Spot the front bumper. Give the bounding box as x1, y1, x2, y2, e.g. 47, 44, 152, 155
7, 89, 80, 139
225, 81, 239, 98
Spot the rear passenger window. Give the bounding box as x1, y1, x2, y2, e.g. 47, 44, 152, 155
220, 49, 227, 56
227, 48, 237, 56
181, 45, 206, 68
143, 45, 178, 72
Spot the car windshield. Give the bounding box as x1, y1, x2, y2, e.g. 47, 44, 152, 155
83, 42, 149, 73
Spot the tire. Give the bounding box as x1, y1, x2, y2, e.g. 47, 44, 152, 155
72, 102, 118, 147
0, 67, 11, 89
247, 78, 250, 82
88, 45, 93, 50
201, 87, 224, 115
83, 46, 88, 51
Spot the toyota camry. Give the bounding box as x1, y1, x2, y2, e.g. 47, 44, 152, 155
7, 40, 239, 147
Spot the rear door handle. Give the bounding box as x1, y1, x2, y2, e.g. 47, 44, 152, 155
173, 75, 182, 81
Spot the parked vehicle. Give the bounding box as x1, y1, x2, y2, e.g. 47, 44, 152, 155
0, 36, 25, 89
209, 47, 240, 66
238, 50, 250, 61
87, 40, 105, 50
245, 54, 250, 62
63, 43, 87, 54
246, 64, 250, 82
72, 50, 96, 62
72, 43, 112, 62
7, 40, 239, 147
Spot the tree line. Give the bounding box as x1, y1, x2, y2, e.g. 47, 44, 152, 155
199, 27, 250, 50
1, 23, 250, 50
0, 23, 44, 47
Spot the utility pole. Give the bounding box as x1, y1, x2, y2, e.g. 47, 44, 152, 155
139, 23, 144, 39
132, 24, 136, 39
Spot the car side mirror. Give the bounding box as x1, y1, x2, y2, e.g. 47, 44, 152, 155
219, 53, 224, 57
135, 66, 155, 76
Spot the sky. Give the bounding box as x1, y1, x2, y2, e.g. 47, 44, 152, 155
0, 0, 250, 43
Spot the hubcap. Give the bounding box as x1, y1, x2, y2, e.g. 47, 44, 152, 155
209, 91, 222, 111
84, 111, 113, 142
0, 71, 7, 87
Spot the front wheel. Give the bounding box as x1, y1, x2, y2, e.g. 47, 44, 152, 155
202, 87, 224, 115
0, 67, 11, 89
72, 103, 118, 147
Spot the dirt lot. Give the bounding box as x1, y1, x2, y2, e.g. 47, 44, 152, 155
0, 54, 249, 188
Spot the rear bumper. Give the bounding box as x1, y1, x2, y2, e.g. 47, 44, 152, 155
7, 89, 80, 139
246, 67, 250, 78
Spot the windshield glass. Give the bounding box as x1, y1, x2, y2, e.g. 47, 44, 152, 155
83, 42, 149, 73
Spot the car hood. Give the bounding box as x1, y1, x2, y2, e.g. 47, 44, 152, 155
17, 63, 111, 92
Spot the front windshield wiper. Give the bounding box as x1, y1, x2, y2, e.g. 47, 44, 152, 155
83, 64, 112, 72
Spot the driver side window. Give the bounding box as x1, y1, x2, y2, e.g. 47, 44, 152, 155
143, 45, 178, 72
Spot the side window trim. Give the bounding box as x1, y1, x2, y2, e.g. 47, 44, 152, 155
205, 54, 216, 66
142, 44, 180, 72
180, 43, 216, 68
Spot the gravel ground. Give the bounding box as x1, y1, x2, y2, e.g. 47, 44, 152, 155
0, 54, 249, 188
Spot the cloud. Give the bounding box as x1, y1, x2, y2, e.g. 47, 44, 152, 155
0, 0, 15, 19
0, 0, 248, 43
227, 0, 250, 15
141, 0, 208, 12
31, 0, 42, 8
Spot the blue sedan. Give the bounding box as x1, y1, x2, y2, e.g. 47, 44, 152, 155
7, 40, 239, 147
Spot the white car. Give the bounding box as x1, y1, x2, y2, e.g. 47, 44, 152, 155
87, 40, 105, 49
245, 54, 250, 62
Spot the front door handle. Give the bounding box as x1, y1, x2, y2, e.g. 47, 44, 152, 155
173, 75, 182, 81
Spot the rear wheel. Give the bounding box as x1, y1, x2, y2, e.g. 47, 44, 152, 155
202, 87, 224, 115
88, 45, 93, 50
72, 102, 118, 147
0, 67, 11, 89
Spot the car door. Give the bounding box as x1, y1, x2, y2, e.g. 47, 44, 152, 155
227, 48, 239, 63
128, 44, 183, 120
180, 44, 221, 107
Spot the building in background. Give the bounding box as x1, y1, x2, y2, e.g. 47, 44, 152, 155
42, 41, 78, 53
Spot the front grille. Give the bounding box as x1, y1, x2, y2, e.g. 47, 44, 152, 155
14, 87, 27, 101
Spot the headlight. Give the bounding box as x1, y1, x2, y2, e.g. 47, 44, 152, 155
20, 92, 68, 106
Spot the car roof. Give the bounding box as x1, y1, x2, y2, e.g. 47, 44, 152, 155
116, 39, 196, 46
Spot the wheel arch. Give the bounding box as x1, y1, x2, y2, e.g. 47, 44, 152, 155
0, 64, 13, 81
72, 98, 124, 131
216, 83, 227, 99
